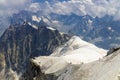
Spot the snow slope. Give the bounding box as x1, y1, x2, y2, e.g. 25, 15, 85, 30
70, 48, 120, 80
47, 27, 56, 31
51, 36, 107, 64
32, 36, 107, 76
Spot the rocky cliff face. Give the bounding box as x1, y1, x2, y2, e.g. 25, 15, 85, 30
0, 22, 70, 80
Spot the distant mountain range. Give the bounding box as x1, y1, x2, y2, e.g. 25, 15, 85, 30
0, 9, 120, 80
7, 10, 120, 49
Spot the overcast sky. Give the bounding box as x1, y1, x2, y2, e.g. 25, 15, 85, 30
0, 0, 120, 18
0, 0, 120, 30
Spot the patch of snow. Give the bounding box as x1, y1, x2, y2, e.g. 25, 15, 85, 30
88, 19, 92, 24
108, 27, 112, 30
32, 15, 40, 22
28, 22, 31, 25
108, 36, 112, 39
41, 16, 51, 23
83, 29, 86, 32
108, 27, 114, 32
28, 22, 38, 29
52, 20, 59, 24
32, 25, 38, 30
47, 27, 56, 31
60, 32, 64, 35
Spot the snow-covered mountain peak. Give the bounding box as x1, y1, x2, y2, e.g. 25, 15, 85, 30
30, 36, 108, 78
32, 15, 52, 24
66, 36, 90, 48
22, 20, 55, 31
52, 36, 107, 57
32, 36, 107, 73
52, 36, 107, 64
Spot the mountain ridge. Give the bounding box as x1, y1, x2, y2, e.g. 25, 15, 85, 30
0, 21, 71, 80
7, 11, 120, 49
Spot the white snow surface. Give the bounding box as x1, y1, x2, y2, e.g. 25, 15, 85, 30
28, 22, 38, 29
32, 36, 107, 75
47, 27, 56, 31
41, 16, 51, 24
70, 49, 120, 80
32, 15, 51, 23
51, 36, 107, 64
32, 15, 41, 22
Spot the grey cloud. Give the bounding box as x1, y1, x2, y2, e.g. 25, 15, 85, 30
0, 0, 31, 35
1, 0, 120, 32
28, 0, 120, 20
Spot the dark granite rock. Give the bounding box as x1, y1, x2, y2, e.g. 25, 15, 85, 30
0, 22, 71, 79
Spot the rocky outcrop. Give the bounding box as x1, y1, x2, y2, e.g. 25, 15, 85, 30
20, 59, 58, 80
0, 54, 5, 71
107, 47, 120, 56
0, 22, 71, 79
22, 57, 79, 80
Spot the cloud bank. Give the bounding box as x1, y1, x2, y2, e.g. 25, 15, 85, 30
28, 0, 120, 20
0, 0, 31, 33
0, 0, 31, 16
0, 0, 120, 33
